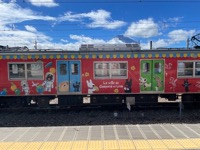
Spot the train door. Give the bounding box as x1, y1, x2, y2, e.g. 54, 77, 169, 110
57, 61, 81, 93
140, 60, 164, 92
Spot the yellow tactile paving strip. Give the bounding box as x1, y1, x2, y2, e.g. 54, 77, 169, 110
1, 138, 200, 150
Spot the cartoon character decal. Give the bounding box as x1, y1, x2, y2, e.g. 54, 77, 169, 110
195, 81, 200, 88
73, 81, 80, 92
139, 77, 151, 90
42, 72, 54, 92
182, 79, 191, 92
0, 88, 7, 95
165, 63, 172, 70
86, 79, 98, 94
10, 82, 21, 95
169, 77, 178, 91
21, 80, 29, 95
58, 81, 69, 92
124, 79, 132, 93
154, 76, 163, 91
32, 81, 44, 94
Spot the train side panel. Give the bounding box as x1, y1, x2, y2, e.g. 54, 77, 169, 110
1, 54, 200, 96
165, 57, 200, 94
0, 58, 57, 96
1, 50, 200, 108
81, 58, 140, 95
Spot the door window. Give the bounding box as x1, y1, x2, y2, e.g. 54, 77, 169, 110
154, 62, 161, 74
71, 63, 78, 75
142, 62, 150, 73
60, 64, 67, 75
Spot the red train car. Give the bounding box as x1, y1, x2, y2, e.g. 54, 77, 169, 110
0, 44, 200, 108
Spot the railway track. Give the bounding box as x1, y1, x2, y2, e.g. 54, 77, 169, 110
0, 106, 200, 127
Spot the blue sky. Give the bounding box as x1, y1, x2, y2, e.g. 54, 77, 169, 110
0, 0, 199, 50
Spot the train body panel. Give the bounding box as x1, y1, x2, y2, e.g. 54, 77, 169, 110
1, 48, 200, 107
0, 59, 57, 96
81, 58, 140, 94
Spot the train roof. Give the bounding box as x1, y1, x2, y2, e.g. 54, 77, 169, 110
79, 43, 141, 51
1, 45, 200, 55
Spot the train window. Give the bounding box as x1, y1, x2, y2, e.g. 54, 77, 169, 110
195, 62, 200, 76
60, 64, 67, 75
154, 62, 161, 74
94, 62, 127, 79
111, 63, 127, 77
27, 63, 43, 79
9, 64, 25, 79
178, 61, 194, 77
71, 63, 78, 75
94, 63, 110, 77
142, 63, 150, 73
178, 62, 185, 76
9, 63, 43, 80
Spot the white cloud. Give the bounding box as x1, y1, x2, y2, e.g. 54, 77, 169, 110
0, 2, 55, 25
37, 35, 107, 50
27, 0, 58, 7
84, 10, 126, 29
160, 17, 183, 29
0, 27, 52, 48
60, 39, 68, 43
168, 17, 183, 23
107, 38, 125, 44
0, 1, 58, 49
168, 29, 195, 42
60, 11, 83, 22
141, 39, 169, 49
25, 25, 37, 32
124, 18, 160, 38
69, 34, 105, 44
59, 9, 126, 29
141, 29, 196, 49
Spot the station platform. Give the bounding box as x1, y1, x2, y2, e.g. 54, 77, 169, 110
0, 123, 200, 149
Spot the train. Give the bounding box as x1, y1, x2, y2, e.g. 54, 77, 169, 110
0, 43, 200, 109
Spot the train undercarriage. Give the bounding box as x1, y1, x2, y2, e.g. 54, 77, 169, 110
0, 93, 200, 109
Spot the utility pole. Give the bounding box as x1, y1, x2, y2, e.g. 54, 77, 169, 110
34, 40, 37, 50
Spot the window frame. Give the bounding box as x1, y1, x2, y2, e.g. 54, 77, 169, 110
177, 60, 200, 78
8, 62, 44, 80
94, 61, 128, 79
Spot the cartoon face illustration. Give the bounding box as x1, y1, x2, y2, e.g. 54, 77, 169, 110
124, 79, 132, 93
46, 73, 54, 81
42, 72, 54, 92
59, 81, 69, 92
86, 79, 98, 94
139, 77, 151, 89
21, 80, 29, 95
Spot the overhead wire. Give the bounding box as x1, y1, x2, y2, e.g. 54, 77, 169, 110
14, 0, 200, 3
2, 0, 200, 3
